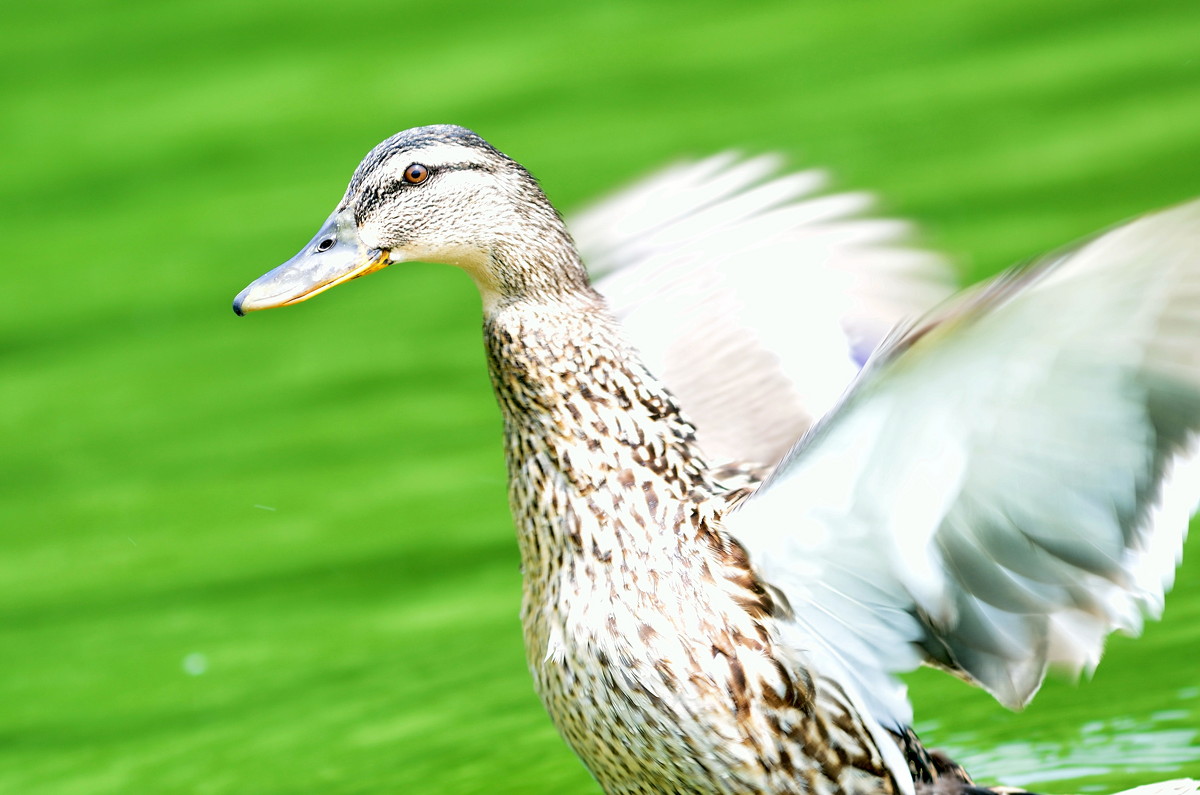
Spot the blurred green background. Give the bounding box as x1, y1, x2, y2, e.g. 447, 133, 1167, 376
4, 1, 1200, 793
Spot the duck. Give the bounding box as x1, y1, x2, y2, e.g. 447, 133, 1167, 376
234, 124, 1200, 795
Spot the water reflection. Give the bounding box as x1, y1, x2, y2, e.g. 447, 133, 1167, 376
919, 688, 1200, 792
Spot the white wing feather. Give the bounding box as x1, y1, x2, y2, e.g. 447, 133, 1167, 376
731, 202, 1200, 728
569, 154, 955, 468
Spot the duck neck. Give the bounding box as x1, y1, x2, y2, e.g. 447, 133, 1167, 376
468, 214, 595, 309
482, 285, 718, 575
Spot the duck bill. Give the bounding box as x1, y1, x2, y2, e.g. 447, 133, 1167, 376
233, 208, 389, 315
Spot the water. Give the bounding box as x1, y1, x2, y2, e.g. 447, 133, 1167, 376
920, 687, 1200, 792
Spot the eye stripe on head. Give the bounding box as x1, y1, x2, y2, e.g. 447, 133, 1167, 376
347, 127, 511, 197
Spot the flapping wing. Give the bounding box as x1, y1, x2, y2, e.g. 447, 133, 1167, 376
729, 202, 1200, 725
568, 154, 954, 468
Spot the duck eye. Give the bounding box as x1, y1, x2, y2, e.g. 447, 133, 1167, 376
403, 163, 429, 185
315, 237, 335, 252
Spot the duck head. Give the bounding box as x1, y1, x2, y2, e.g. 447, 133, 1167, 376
233, 124, 587, 315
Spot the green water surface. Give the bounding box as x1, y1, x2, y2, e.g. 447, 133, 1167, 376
3, 1, 1199, 792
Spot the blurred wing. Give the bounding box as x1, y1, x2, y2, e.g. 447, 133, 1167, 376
568, 154, 954, 468
730, 202, 1200, 725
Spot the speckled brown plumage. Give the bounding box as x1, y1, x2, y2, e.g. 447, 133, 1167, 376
482, 286, 939, 794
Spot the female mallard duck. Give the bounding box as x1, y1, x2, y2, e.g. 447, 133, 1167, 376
234, 125, 1200, 795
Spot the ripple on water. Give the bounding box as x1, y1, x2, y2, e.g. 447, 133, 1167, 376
919, 688, 1200, 793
